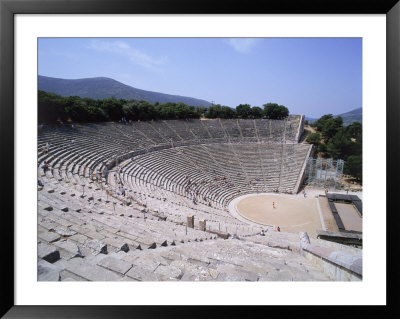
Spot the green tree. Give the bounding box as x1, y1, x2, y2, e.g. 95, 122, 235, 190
312, 114, 334, 131
309, 112, 362, 182
344, 154, 362, 181
250, 106, 263, 118
262, 103, 289, 119
346, 121, 362, 139
38, 90, 67, 123
306, 132, 321, 146
236, 104, 251, 118
99, 97, 122, 121
326, 130, 348, 159
195, 106, 207, 115
321, 116, 343, 141
205, 104, 235, 119
317, 143, 327, 156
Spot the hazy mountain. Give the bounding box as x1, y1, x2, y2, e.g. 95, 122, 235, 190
38, 75, 212, 107
306, 107, 362, 126
337, 107, 362, 126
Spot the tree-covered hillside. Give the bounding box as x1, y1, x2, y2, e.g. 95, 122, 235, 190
306, 114, 362, 182
38, 90, 291, 123
38, 91, 203, 123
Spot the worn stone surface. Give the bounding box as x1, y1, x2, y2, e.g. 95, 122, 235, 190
38, 231, 61, 243
84, 239, 108, 255
131, 255, 166, 272
85, 231, 106, 240
69, 233, 89, 245
38, 243, 60, 263
53, 226, 77, 237
53, 240, 83, 259
208, 230, 230, 239
122, 253, 141, 264
102, 236, 133, 252
69, 224, 97, 234
39, 220, 57, 231
54, 218, 73, 228
154, 265, 182, 279
37, 260, 61, 281
125, 266, 161, 281
60, 257, 122, 281
215, 264, 259, 281
97, 256, 133, 275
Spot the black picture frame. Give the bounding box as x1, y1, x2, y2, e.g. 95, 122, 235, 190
1, 0, 399, 317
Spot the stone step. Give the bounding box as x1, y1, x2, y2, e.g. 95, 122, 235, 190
53, 257, 123, 281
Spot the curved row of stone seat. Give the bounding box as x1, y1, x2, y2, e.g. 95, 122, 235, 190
39, 176, 291, 281
38, 181, 223, 253
38, 179, 327, 282
48, 152, 258, 238
37, 172, 358, 282
39, 233, 330, 281
117, 143, 311, 212
39, 117, 303, 153
37, 119, 307, 236
38, 117, 305, 190
118, 155, 254, 231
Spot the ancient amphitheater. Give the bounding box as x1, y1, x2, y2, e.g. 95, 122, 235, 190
37, 116, 362, 281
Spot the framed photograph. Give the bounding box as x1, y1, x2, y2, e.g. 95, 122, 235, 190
1, 0, 398, 317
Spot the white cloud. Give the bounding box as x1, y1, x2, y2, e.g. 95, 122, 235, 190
225, 38, 260, 54
87, 40, 166, 70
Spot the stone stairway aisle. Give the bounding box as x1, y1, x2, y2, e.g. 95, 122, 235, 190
39, 235, 330, 281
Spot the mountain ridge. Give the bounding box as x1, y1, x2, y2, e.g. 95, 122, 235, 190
306, 107, 362, 126
38, 75, 212, 107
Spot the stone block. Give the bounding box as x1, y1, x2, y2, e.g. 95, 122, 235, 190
38, 231, 61, 243
61, 257, 122, 281
69, 233, 89, 245
37, 260, 61, 281
132, 257, 161, 272
97, 256, 133, 275
85, 231, 106, 240
54, 226, 77, 237
216, 264, 259, 281
187, 215, 194, 228
207, 230, 230, 239
38, 243, 60, 263
199, 219, 206, 231
84, 239, 108, 255
55, 218, 73, 228
154, 265, 183, 280
102, 237, 131, 252
38, 220, 57, 231
53, 240, 83, 259
125, 266, 161, 281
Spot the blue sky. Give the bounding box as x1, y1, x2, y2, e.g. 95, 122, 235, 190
38, 38, 362, 118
